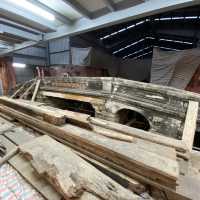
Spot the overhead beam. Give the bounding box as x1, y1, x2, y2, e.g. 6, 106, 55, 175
45, 0, 200, 41
0, 18, 43, 35
0, 24, 42, 41
0, 41, 38, 56
27, 0, 73, 24
62, 0, 92, 19
102, 0, 116, 11
0, 0, 57, 32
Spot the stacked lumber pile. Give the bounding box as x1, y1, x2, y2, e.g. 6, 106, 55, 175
0, 97, 199, 200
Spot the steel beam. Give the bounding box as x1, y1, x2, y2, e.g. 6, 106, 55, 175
0, 0, 57, 31
102, 0, 116, 12
0, 24, 42, 41
62, 0, 92, 19
0, 41, 38, 56
27, 0, 73, 24
0, 18, 43, 35
45, 0, 200, 41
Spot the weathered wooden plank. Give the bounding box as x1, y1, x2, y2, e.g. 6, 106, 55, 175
91, 125, 134, 142
89, 117, 188, 153
40, 90, 104, 105
4, 127, 35, 145
9, 154, 62, 200
20, 81, 36, 99
20, 135, 141, 200
0, 147, 18, 166
0, 116, 15, 134
0, 97, 66, 125
76, 150, 146, 195
31, 79, 41, 102
182, 101, 199, 152
47, 133, 189, 200
0, 135, 16, 152
0, 105, 179, 189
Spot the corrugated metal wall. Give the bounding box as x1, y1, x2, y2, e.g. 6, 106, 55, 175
48, 36, 70, 65
13, 46, 47, 66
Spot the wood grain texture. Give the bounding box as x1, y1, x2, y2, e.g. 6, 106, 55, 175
0, 105, 179, 189
4, 127, 35, 145
20, 135, 141, 200
182, 101, 199, 152
89, 117, 188, 153
9, 154, 62, 200
31, 79, 41, 102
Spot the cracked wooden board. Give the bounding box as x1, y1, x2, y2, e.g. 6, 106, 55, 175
19, 135, 141, 200
9, 153, 62, 200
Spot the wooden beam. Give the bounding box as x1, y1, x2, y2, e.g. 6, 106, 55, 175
20, 135, 139, 200
182, 101, 199, 152
0, 105, 179, 190
89, 117, 188, 153
31, 79, 41, 102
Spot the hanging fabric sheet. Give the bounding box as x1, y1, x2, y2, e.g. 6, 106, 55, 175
151, 48, 200, 90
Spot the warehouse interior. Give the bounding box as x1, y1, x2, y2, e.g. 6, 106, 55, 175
0, 0, 200, 200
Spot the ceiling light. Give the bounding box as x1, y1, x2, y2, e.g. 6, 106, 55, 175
134, 51, 152, 59
159, 38, 193, 45
154, 46, 180, 51
7, 0, 55, 21
13, 63, 26, 68
123, 46, 152, 59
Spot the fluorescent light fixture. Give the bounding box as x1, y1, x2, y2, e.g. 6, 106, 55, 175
134, 51, 152, 59
185, 16, 198, 19
127, 24, 135, 29
100, 19, 147, 40
13, 63, 26, 68
160, 17, 171, 21
7, 0, 55, 21
146, 36, 155, 40
113, 38, 145, 54
123, 46, 152, 59
154, 46, 180, 51
159, 38, 193, 45
172, 17, 184, 20
155, 16, 199, 21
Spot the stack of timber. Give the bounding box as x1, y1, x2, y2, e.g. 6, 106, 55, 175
0, 97, 199, 200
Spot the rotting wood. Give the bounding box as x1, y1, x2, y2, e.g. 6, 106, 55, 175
76, 151, 146, 195
182, 101, 199, 152
8, 119, 190, 200
9, 153, 62, 200
45, 133, 189, 200
19, 135, 141, 200
0, 105, 179, 189
31, 79, 41, 102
